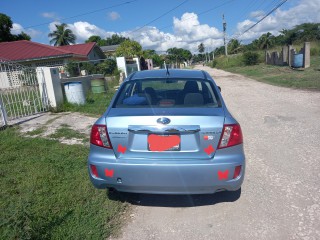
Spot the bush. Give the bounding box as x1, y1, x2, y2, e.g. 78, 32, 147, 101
243, 52, 259, 65
65, 59, 117, 77
65, 61, 80, 77
96, 59, 117, 75
210, 59, 218, 68
310, 47, 320, 56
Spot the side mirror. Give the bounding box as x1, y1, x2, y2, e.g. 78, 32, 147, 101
218, 86, 221, 92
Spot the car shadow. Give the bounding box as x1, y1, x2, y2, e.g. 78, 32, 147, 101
107, 188, 241, 207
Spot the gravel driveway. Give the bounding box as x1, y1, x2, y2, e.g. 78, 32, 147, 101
112, 66, 320, 240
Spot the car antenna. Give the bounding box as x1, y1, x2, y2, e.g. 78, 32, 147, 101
164, 61, 170, 76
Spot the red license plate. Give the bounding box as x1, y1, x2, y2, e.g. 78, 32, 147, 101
147, 134, 181, 151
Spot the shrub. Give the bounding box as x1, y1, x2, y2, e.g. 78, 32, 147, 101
210, 59, 218, 68
65, 61, 80, 77
243, 52, 259, 65
310, 47, 320, 56
96, 59, 117, 76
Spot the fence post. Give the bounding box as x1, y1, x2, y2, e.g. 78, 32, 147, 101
303, 42, 310, 68
0, 98, 8, 127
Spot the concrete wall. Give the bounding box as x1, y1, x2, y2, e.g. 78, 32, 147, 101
266, 42, 310, 68
36, 67, 64, 108
116, 57, 127, 77
60, 74, 105, 97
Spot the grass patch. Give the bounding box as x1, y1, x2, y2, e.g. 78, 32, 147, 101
211, 47, 320, 90
49, 124, 87, 140
60, 78, 119, 116
224, 56, 320, 90
25, 126, 46, 136
0, 127, 128, 239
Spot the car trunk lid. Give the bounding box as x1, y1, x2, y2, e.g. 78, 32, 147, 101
106, 108, 224, 160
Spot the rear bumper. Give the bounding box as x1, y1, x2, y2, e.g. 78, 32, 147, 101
88, 147, 245, 195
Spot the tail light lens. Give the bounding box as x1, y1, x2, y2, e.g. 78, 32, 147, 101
90, 124, 112, 149
218, 124, 243, 149
233, 165, 242, 179
90, 164, 99, 178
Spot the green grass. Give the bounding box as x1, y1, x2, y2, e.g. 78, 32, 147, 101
25, 126, 47, 136
49, 124, 87, 140
59, 78, 119, 116
221, 56, 320, 90
0, 127, 128, 240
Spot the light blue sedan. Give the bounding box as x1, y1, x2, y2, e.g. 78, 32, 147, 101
88, 69, 245, 194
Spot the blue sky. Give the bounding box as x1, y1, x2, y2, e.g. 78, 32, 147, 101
2, 0, 319, 52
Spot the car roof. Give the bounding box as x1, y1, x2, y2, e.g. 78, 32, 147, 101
126, 69, 208, 81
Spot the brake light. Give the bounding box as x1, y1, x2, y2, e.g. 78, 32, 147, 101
218, 124, 243, 149
90, 124, 112, 148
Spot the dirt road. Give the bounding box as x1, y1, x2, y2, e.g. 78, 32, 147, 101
113, 66, 320, 240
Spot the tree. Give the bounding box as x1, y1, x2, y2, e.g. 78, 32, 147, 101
0, 13, 31, 42
86, 35, 101, 43
0, 13, 13, 42
214, 46, 225, 57
86, 35, 107, 46
115, 39, 142, 57
166, 47, 192, 66
281, 23, 320, 45
105, 34, 129, 46
142, 49, 162, 67
13, 31, 31, 41
48, 23, 76, 46
228, 39, 242, 54
198, 43, 205, 53
258, 32, 274, 50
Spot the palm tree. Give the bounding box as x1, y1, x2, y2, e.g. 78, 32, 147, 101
259, 32, 274, 50
48, 23, 76, 46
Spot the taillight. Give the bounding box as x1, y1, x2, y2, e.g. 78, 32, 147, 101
90, 124, 112, 149
218, 124, 243, 149
90, 164, 99, 178
233, 165, 242, 179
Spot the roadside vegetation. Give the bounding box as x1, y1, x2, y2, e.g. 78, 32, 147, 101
208, 23, 320, 90
216, 55, 320, 90
0, 127, 128, 239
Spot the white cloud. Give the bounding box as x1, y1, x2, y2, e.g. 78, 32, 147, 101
250, 11, 265, 19
235, 0, 320, 42
108, 11, 120, 21
45, 0, 320, 52
121, 12, 224, 53
41, 12, 59, 19
173, 12, 222, 41
12, 23, 41, 38
49, 21, 115, 43
47, 12, 224, 53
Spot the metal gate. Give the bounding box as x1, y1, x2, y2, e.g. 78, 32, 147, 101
0, 59, 49, 127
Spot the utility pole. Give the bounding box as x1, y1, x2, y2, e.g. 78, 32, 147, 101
223, 14, 228, 56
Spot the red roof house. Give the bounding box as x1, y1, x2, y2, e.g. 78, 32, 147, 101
0, 40, 105, 67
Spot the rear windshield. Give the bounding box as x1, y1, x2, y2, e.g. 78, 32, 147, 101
113, 78, 221, 108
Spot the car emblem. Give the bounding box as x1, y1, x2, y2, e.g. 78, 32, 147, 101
157, 117, 171, 125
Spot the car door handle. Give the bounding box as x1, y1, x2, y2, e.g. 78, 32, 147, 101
128, 125, 200, 134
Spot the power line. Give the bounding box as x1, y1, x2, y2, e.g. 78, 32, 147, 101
159, 0, 236, 31
131, 0, 189, 33
18, 0, 139, 31
236, 0, 288, 39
